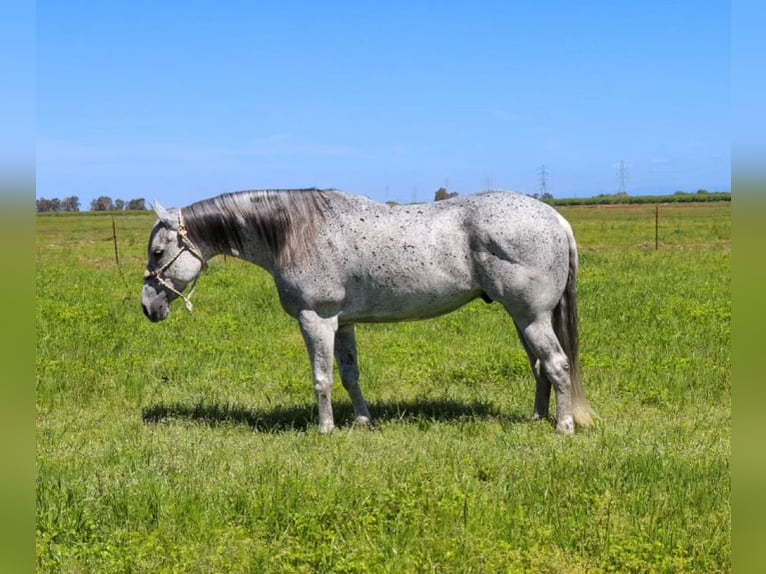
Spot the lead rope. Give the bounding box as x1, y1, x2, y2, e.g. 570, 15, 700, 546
154, 268, 199, 312
175, 210, 205, 311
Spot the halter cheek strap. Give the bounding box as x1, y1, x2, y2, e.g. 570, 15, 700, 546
144, 210, 206, 312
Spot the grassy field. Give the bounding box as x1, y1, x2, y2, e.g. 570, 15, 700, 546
36, 202, 730, 573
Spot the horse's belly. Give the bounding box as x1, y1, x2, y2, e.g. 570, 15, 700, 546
335, 239, 482, 322
340, 280, 481, 323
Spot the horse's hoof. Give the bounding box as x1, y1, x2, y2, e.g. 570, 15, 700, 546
353, 416, 379, 430
556, 418, 575, 435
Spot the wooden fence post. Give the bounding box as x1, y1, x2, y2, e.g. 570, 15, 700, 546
111, 215, 120, 265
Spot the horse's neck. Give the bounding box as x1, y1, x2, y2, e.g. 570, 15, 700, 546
185, 189, 331, 273
190, 214, 278, 273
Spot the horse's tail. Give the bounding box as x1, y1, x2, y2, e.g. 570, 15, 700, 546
553, 214, 596, 428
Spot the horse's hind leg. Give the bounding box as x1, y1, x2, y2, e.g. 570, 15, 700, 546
513, 321, 552, 421
334, 324, 372, 426
515, 315, 575, 435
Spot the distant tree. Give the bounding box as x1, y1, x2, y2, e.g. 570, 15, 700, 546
36, 198, 54, 212
115, 199, 125, 211
696, 189, 709, 195
674, 190, 688, 196
540, 192, 554, 200
62, 196, 80, 212
434, 187, 458, 201
127, 198, 147, 210
90, 196, 115, 211
36, 196, 81, 212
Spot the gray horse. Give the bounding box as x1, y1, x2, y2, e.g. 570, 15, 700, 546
141, 189, 594, 434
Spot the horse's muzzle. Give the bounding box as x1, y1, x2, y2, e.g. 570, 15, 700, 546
141, 283, 170, 322
142, 301, 162, 322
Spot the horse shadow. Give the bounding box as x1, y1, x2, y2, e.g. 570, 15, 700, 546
141, 398, 530, 433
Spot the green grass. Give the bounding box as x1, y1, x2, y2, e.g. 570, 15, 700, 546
36, 204, 730, 572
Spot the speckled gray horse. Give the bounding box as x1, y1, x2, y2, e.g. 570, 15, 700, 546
141, 189, 595, 434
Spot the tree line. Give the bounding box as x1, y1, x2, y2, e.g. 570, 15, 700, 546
433, 186, 728, 206
545, 190, 730, 207
36, 196, 148, 212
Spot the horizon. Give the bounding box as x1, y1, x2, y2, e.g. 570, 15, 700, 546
35, 187, 732, 213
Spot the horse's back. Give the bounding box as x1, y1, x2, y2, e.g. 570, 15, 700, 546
316, 194, 479, 322
329, 189, 571, 290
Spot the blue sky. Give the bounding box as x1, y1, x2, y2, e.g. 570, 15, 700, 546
37, 1, 730, 208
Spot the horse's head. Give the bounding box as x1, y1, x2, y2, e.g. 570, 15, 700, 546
141, 203, 206, 322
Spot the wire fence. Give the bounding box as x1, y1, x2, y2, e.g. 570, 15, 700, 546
557, 202, 731, 251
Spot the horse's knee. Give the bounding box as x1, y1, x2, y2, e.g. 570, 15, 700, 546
313, 375, 334, 398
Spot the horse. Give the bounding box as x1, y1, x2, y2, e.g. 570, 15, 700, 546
141, 188, 595, 434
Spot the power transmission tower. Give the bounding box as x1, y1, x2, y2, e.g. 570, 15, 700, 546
617, 160, 628, 195
538, 165, 549, 197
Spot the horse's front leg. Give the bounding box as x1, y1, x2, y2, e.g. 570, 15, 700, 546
334, 324, 372, 426
298, 310, 338, 434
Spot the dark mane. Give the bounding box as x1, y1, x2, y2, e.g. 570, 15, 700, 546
182, 189, 332, 266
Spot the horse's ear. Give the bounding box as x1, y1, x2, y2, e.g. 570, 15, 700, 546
153, 201, 177, 228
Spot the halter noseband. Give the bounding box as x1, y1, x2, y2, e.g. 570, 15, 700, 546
144, 209, 206, 312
